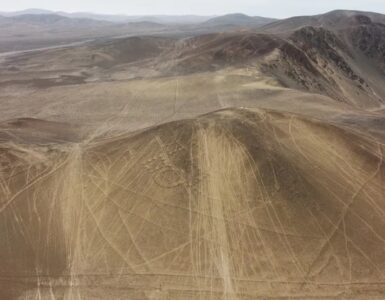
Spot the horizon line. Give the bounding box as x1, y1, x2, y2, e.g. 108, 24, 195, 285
0, 7, 382, 19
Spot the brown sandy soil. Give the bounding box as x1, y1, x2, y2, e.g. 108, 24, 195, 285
0, 9, 385, 299
1, 109, 385, 299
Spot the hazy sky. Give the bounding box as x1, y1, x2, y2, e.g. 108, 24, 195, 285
1, 0, 385, 18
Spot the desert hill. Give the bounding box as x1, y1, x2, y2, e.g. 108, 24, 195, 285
262, 9, 385, 33
0, 11, 274, 53
0, 9, 214, 24
1, 108, 385, 299
202, 13, 276, 27
0, 8, 385, 300
0, 13, 170, 53
165, 11, 385, 108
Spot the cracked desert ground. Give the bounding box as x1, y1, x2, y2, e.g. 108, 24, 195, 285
1, 13, 385, 299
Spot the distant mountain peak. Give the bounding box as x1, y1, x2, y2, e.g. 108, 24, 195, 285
203, 13, 276, 27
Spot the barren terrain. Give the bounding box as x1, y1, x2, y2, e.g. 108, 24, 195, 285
0, 9, 385, 299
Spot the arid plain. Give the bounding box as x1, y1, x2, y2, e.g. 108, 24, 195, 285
0, 9, 385, 299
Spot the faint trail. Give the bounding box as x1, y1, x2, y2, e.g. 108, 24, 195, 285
289, 115, 311, 162
0, 155, 70, 214
303, 143, 384, 282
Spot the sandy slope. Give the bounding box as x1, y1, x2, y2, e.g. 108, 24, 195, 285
0, 9, 385, 300
1, 109, 385, 299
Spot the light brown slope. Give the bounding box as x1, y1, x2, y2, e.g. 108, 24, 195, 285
0, 35, 175, 86
1, 108, 385, 299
